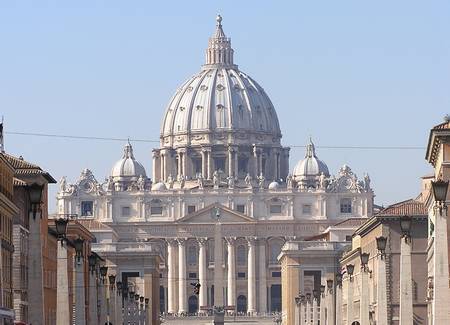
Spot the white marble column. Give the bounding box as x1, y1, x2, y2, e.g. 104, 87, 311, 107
28, 211, 44, 325
346, 278, 354, 325
75, 259, 87, 325
234, 149, 239, 178
228, 147, 234, 177
201, 150, 207, 180
56, 241, 70, 325
99, 281, 107, 325
226, 238, 236, 310
432, 205, 450, 324
88, 271, 98, 325
258, 239, 267, 314
320, 293, 326, 325
400, 236, 413, 324
198, 238, 208, 312
360, 269, 370, 325
299, 301, 305, 325
178, 238, 187, 314
376, 254, 388, 325
214, 222, 224, 307
247, 237, 257, 315
327, 285, 335, 325
207, 150, 212, 180
167, 239, 177, 314
306, 297, 312, 324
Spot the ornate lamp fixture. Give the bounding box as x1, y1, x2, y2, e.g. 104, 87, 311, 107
140, 296, 144, 304
28, 183, 44, 219
306, 292, 311, 302
360, 252, 370, 272
346, 264, 355, 281
320, 285, 325, 298
108, 274, 116, 290
326, 279, 333, 293
336, 272, 343, 286
313, 289, 319, 301
116, 281, 122, 296
99, 266, 108, 283
88, 253, 98, 274
376, 236, 387, 258
73, 237, 84, 262
145, 298, 149, 305
54, 217, 69, 243
400, 216, 412, 242
432, 179, 449, 214
294, 292, 301, 305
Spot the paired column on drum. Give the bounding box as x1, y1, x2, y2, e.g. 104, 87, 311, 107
226, 237, 236, 310
201, 147, 213, 180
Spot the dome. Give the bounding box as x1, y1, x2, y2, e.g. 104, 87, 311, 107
152, 182, 167, 191
293, 139, 329, 180
160, 15, 282, 148
268, 181, 280, 190
111, 141, 147, 181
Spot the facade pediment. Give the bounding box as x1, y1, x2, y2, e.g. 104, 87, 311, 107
177, 204, 256, 224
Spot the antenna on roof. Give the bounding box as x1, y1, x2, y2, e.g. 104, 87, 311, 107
0, 116, 4, 153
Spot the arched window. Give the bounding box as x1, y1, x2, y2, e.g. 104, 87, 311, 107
188, 245, 197, 265
237, 245, 246, 266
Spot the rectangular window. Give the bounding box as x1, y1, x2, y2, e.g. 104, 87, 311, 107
272, 271, 281, 278
121, 206, 130, 217
237, 272, 246, 279
236, 204, 245, 213
150, 206, 163, 216
214, 157, 225, 172
345, 235, 352, 242
189, 272, 197, 279
187, 205, 196, 214
302, 204, 312, 215
340, 198, 352, 214
270, 205, 282, 214
192, 158, 202, 175
81, 201, 93, 217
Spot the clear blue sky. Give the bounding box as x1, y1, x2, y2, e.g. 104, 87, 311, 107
1, 1, 449, 211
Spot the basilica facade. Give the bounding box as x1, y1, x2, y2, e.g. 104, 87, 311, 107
56, 16, 374, 317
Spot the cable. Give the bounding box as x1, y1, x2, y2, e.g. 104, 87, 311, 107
5, 131, 425, 150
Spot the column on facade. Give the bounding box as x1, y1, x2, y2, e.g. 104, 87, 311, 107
400, 235, 413, 324
99, 279, 107, 325
198, 238, 208, 312
207, 150, 212, 180
167, 239, 177, 314
327, 284, 335, 325
28, 211, 44, 325
75, 258, 87, 325
228, 146, 234, 177
234, 148, 239, 178
432, 205, 450, 324
306, 297, 312, 324
320, 291, 326, 325
213, 222, 224, 307
376, 253, 388, 325
201, 149, 207, 179
226, 238, 236, 310
56, 240, 70, 325
247, 237, 257, 315
152, 149, 160, 182
360, 268, 370, 325
160, 153, 165, 182
258, 239, 267, 314
177, 151, 183, 179
178, 238, 187, 314
299, 300, 305, 325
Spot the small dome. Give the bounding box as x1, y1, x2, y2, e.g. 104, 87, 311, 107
152, 182, 167, 191
268, 181, 280, 190
293, 139, 329, 181
111, 141, 147, 181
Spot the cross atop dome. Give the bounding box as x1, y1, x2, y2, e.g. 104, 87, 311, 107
204, 14, 236, 68
305, 138, 317, 158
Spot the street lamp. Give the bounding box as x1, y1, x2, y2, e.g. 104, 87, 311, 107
376, 236, 387, 258
99, 266, 108, 283
145, 298, 149, 305
346, 264, 355, 281
55, 217, 69, 242
116, 281, 122, 296
336, 273, 343, 286
28, 183, 44, 219
432, 179, 449, 202
326, 279, 333, 292
400, 216, 412, 241
109, 274, 116, 290
320, 285, 325, 298
88, 253, 97, 273
360, 252, 370, 272
73, 237, 84, 262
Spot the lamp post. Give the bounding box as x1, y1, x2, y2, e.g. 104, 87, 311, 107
399, 215, 413, 325
55, 216, 71, 325
360, 252, 370, 325
88, 254, 99, 325
73, 237, 86, 325
108, 274, 116, 325
376, 236, 388, 325
312, 289, 319, 325
431, 179, 450, 324
326, 279, 334, 325
98, 266, 108, 325
335, 273, 343, 325
319, 285, 326, 325
346, 264, 354, 325
294, 293, 301, 325
116, 281, 124, 325
305, 293, 312, 325
27, 183, 46, 325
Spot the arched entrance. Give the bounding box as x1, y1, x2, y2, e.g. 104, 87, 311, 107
188, 295, 198, 315
270, 284, 282, 312
237, 295, 247, 314
351, 322, 361, 325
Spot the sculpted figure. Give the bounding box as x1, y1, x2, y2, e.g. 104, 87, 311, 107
168, 174, 174, 189
319, 172, 327, 190
286, 174, 293, 189
227, 175, 235, 189
213, 170, 220, 189
197, 173, 204, 189
258, 173, 265, 189
179, 175, 185, 189
107, 176, 114, 191
244, 173, 253, 187
137, 174, 146, 191
59, 176, 67, 192
363, 173, 371, 192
